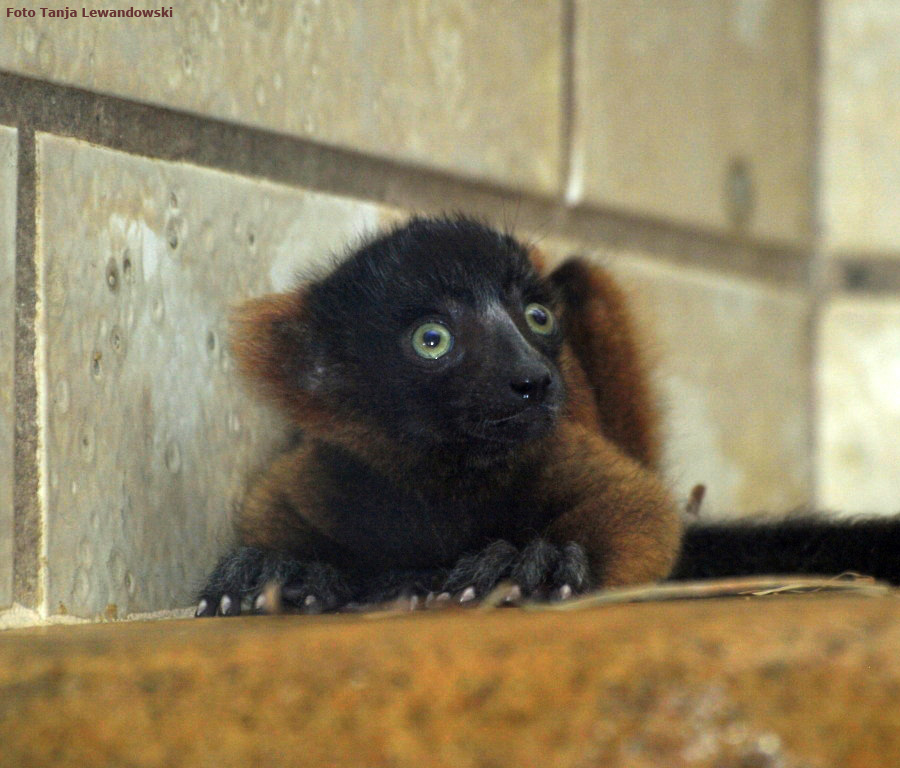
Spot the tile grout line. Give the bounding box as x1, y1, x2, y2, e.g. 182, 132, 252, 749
559, 0, 577, 204
0, 70, 821, 289
808, 0, 828, 511
33, 132, 49, 617
12, 124, 41, 611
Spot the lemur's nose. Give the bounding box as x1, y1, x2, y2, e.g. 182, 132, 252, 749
510, 366, 552, 403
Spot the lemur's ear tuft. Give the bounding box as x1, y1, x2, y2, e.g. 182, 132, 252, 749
230, 288, 329, 417
527, 246, 548, 274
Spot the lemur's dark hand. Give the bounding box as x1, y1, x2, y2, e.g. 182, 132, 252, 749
441, 539, 591, 603
195, 547, 352, 616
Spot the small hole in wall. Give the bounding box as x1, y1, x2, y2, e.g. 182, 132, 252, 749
91, 351, 102, 379
122, 250, 133, 282
206, 330, 217, 353
79, 426, 95, 462
109, 326, 124, 355
106, 258, 119, 292
165, 441, 182, 473
725, 157, 755, 229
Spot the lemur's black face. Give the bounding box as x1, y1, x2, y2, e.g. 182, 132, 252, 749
303, 217, 565, 455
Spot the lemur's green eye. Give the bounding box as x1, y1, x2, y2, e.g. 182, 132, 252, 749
525, 303, 555, 336
412, 322, 453, 359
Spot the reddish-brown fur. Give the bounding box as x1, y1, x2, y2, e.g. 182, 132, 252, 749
533, 250, 679, 585
548, 257, 662, 468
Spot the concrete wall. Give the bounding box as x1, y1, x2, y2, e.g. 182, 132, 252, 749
0, 0, 897, 618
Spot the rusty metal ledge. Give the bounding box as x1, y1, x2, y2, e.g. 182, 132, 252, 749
2, 594, 899, 768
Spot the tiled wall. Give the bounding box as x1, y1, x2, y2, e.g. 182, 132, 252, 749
0, 0, 897, 618
817, 0, 900, 512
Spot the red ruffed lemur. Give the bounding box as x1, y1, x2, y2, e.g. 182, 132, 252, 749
197, 216, 900, 616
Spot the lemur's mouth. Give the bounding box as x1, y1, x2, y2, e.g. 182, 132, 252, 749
466, 402, 560, 443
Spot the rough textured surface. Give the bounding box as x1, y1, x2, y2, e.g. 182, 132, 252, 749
0, 0, 562, 193
822, 0, 900, 254
0, 125, 15, 609
35, 135, 389, 618
571, 0, 814, 245
2, 595, 900, 767
537, 242, 811, 517
818, 298, 900, 513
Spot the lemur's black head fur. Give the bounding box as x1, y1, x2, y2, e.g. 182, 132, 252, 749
295, 217, 566, 456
